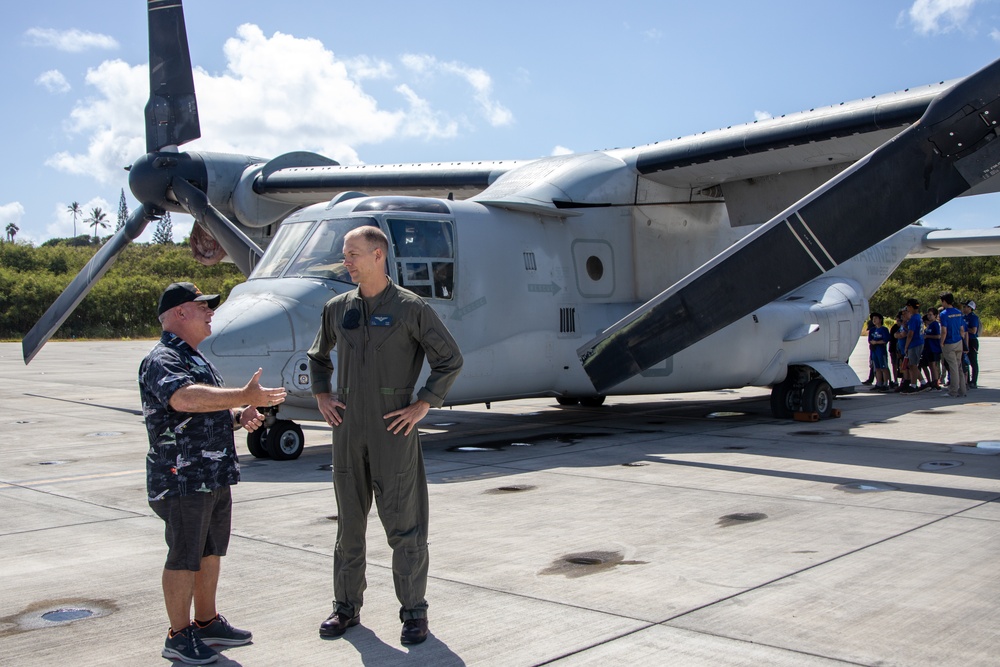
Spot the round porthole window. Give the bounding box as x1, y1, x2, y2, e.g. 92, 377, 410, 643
586, 256, 604, 281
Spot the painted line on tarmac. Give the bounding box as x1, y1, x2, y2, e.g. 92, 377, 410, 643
0, 469, 144, 489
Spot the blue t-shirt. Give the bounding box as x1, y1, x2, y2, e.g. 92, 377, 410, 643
925, 320, 942, 354
905, 313, 924, 349
868, 325, 890, 346
965, 312, 980, 340
940, 307, 965, 344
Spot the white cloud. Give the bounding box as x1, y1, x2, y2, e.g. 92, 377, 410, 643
907, 0, 978, 35
45, 59, 147, 184
643, 28, 663, 40
754, 110, 773, 121
401, 53, 514, 127
551, 145, 574, 156
0, 202, 25, 226
36, 69, 71, 94
344, 55, 394, 80
46, 24, 515, 187
991, 27, 1000, 40
25, 27, 119, 52
394, 84, 459, 139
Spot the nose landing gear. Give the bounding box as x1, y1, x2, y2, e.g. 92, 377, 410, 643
245, 411, 305, 460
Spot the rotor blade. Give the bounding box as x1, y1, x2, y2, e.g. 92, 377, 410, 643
22, 206, 155, 364
578, 56, 1000, 393
171, 177, 262, 276
145, 0, 200, 152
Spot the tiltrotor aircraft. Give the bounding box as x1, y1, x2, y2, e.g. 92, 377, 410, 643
22, 0, 1000, 460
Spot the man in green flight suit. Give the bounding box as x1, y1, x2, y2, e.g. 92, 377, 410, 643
307, 226, 463, 646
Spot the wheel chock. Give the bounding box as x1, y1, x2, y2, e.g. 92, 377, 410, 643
794, 411, 820, 422
830, 408, 842, 418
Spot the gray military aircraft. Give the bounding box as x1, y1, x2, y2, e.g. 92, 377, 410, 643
22, 0, 1000, 460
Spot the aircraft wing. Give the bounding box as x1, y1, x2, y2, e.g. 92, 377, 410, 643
250, 83, 950, 211
578, 56, 1000, 393
248, 160, 532, 204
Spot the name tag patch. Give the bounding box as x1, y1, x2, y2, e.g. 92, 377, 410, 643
370, 315, 393, 327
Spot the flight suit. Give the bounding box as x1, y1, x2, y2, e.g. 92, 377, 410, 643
307, 279, 462, 621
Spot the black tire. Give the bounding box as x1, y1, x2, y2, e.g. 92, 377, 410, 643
266, 420, 305, 460
769, 379, 797, 419
556, 397, 579, 406
579, 395, 606, 407
246, 427, 270, 458
802, 379, 834, 419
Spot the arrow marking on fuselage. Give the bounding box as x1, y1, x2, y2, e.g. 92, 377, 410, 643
451, 296, 487, 321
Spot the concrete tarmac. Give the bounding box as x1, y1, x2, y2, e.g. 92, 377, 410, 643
1, 338, 998, 666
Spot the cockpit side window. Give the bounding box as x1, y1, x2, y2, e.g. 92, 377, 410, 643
279, 217, 379, 282
387, 218, 455, 300
250, 221, 313, 279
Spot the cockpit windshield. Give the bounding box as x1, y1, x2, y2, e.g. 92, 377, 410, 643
249, 217, 379, 282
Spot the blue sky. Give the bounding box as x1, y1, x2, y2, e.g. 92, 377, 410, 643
2, 0, 999, 245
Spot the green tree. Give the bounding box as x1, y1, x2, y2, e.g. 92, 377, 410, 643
85, 207, 108, 243
4, 222, 18, 243
116, 189, 129, 232
67, 201, 81, 238
152, 211, 173, 245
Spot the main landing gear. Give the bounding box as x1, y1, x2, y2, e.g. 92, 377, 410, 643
769, 367, 835, 420
246, 415, 305, 461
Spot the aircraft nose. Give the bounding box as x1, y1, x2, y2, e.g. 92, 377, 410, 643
207, 293, 295, 358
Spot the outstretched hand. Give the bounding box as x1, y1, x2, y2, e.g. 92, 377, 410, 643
244, 368, 287, 409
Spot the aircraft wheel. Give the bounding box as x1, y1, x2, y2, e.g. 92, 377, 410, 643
266, 420, 305, 460
246, 427, 270, 459
769, 379, 798, 419
802, 379, 834, 419
579, 395, 606, 407
556, 397, 579, 406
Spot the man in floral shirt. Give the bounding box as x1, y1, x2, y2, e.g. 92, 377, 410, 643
140, 282, 287, 664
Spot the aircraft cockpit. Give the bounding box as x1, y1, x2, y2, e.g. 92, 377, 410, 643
249, 214, 456, 301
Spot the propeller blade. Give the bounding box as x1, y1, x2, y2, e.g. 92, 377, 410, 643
22, 206, 156, 364
145, 0, 200, 152
578, 56, 1000, 393
171, 177, 263, 276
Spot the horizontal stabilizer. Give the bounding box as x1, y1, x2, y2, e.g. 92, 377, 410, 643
910, 227, 1000, 257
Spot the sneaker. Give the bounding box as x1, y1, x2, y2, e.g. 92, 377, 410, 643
401, 618, 429, 645
861, 379, 874, 386
194, 614, 252, 647
162, 626, 218, 665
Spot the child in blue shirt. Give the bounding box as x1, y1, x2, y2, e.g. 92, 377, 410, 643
867, 313, 891, 391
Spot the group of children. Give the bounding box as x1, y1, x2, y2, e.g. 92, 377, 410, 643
863, 295, 980, 393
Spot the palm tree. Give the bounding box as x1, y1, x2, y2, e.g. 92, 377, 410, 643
5, 222, 18, 243
85, 207, 109, 243
67, 201, 82, 237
